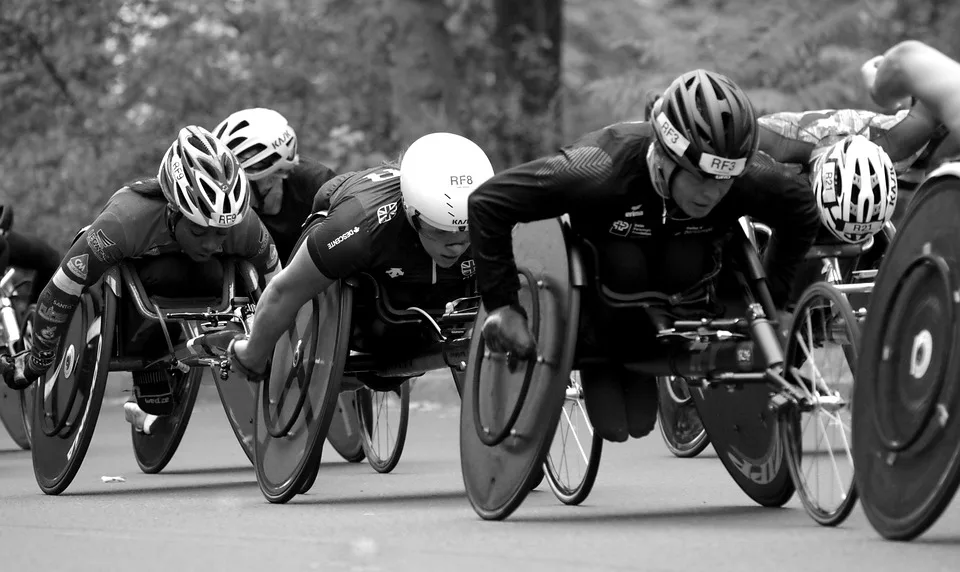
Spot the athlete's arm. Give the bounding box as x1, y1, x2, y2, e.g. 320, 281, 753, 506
237, 196, 372, 368
27, 213, 129, 378
872, 41, 960, 144
727, 154, 820, 307
469, 129, 638, 312
868, 103, 941, 164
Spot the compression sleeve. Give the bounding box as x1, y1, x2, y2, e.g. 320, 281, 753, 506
469, 142, 631, 311
730, 155, 820, 307
232, 214, 281, 283
29, 213, 129, 373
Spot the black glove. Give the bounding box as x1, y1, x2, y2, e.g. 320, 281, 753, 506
481, 305, 537, 371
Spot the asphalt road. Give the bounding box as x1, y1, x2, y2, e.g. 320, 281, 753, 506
1, 374, 958, 572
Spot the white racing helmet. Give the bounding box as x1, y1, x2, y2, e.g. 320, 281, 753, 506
214, 108, 299, 182
399, 132, 494, 232
813, 135, 897, 244
158, 125, 250, 228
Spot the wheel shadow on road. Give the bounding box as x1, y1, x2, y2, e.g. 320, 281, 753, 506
293, 488, 465, 507
0, 448, 30, 457
159, 465, 253, 476
508, 504, 798, 527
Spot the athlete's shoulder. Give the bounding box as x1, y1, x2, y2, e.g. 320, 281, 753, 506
286, 159, 337, 194
92, 187, 167, 257
537, 121, 652, 185
330, 165, 402, 217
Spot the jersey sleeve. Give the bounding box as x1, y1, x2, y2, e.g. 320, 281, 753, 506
228, 213, 281, 280
721, 153, 820, 308
469, 125, 643, 311
28, 211, 131, 373
304, 195, 374, 280
312, 172, 354, 213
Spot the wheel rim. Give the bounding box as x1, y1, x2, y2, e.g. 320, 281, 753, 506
545, 370, 599, 497
786, 288, 858, 520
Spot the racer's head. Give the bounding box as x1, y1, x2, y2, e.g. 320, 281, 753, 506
399, 132, 494, 267
813, 135, 897, 244
650, 69, 759, 218
214, 108, 299, 196
158, 125, 251, 261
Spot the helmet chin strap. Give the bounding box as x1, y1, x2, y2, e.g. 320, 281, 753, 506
646, 143, 690, 223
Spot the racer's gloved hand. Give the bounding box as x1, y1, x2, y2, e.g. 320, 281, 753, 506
1, 352, 42, 391
482, 305, 537, 371
225, 336, 270, 383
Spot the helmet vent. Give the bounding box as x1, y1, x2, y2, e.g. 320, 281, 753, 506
229, 120, 250, 135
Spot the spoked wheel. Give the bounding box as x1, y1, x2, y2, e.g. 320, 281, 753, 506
326, 391, 365, 463
854, 177, 960, 541
544, 370, 602, 505
657, 376, 710, 458
782, 282, 859, 527
31, 279, 117, 495
0, 277, 33, 450
131, 367, 204, 474
18, 304, 37, 449
356, 379, 411, 474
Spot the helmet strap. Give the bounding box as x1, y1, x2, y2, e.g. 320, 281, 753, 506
164, 205, 182, 239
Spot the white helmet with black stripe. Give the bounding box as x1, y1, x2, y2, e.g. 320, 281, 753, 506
158, 125, 250, 228
399, 132, 494, 232
214, 108, 299, 182
813, 134, 897, 244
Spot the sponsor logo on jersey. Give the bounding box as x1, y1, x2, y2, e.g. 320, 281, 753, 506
682, 225, 712, 235
609, 220, 630, 237
625, 205, 644, 218
629, 224, 651, 237
460, 260, 476, 278
66, 254, 89, 281
385, 268, 404, 278
327, 226, 361, 250
37, 302, 70, 324
377, 201, 398, 224
86, 229, 119, 263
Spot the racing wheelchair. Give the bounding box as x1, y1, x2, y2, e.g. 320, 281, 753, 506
250, 214, 471, 503
2, 237, 264, 495
0, 266, 35, 450
853, 161, 960, 541
458, 216, 861, 524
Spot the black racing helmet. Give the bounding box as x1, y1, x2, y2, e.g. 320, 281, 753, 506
651, 69, 759, 179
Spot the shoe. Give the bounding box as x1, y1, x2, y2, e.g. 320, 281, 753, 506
124, 401, 157, 435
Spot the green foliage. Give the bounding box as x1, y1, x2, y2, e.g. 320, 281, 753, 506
3, 0, 959, 249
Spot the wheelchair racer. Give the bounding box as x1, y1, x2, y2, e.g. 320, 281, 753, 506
469, 69, 821, 443
225, 132, 494, 381
1, 126, 281, 435
214, 108, 339, 262
864, 41, 960, 152
0, 206, 63, 305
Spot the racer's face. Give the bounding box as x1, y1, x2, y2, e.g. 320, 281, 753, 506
416, 220, 470, 268
175, 218, 230, 262
669, 168, 734, 218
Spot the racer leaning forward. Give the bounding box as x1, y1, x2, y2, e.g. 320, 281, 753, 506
1, 126, 281, 433
225, 132, 494, 380
214, 108, 339, 263
471, 70, 821, 443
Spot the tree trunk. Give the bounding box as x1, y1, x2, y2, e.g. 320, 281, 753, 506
493, 0, 564, 164
384, 0, 461, 147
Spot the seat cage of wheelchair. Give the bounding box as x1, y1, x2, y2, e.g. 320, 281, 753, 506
107, 258, 257, 372
565, 222, 789, 389
340, 272, 479, 380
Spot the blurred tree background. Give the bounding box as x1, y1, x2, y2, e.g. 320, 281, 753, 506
2, 0, 958, 248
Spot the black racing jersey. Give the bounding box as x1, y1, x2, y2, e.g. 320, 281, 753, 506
28, 187, 280, 373
305, 166, 475, 307
257, 159, 337, 263
468, 121, 820, 312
